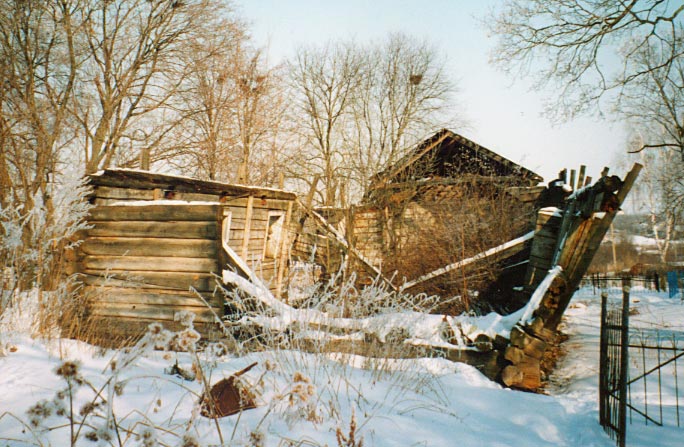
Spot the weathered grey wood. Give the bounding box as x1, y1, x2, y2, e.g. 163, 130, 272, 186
89, 169, 296, 201
577, 165, 586, 190
83, 269, 217, 291
89, 205, 219, 222
241, 196, 254, 260
89, 303, 216, 323
82, 237, 217, 258
82, 255, 217, 273
230, 229, 267, 242
88, 221, 217, 239
570, 169, 576, 191
83, 286, 223, 307
94, 186, 155, 200
223, 197, 293, 210
276, 201, 294, 298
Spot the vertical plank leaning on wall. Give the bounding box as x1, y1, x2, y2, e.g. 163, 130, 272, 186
241, 196, 254, 260
276, 201, 294, 299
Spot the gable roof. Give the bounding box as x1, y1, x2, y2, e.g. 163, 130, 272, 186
369, 129, 543, 190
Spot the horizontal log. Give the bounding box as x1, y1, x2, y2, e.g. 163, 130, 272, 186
82, 269, 218, 292
83, 286, 223, 307
89, 204, 219, 222
82, 255, 217, 273
94, 186, 156, 200
89, 169, 296, 201
88, 221, 217, 239
510, 326, 547, 359
89, 302, 217, 323
81, 237, 217, 258
223, 197, 292, 210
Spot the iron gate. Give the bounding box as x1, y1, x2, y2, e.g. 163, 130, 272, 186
599, 276, 684, 446
599, 279, 630, 447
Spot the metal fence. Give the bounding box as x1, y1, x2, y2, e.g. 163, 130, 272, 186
598, 276, 684, 447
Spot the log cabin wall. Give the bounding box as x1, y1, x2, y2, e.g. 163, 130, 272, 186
77, 169, 296, 342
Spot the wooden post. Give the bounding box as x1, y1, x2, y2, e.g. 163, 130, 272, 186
570, 169, 576, 191
275, 201, 293, 299
241, 196, 254, 261
577, 165, 586, 190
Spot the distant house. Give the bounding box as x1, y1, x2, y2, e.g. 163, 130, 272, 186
74, 169, 297, 342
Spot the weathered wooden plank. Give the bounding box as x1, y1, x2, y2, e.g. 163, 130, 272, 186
89, 169, 296, 201
94, 186, 155, 200
84, 286, 223, 307
230, 229, 267, 242
81, 237, 217, 258
89, 205, 219, 222
223, 197, 292, 210
82, 255, 217, 273
89, 303, 217, 323
88, 221, 217, 239
83, 269, 217, 292
241, 196, 254, 260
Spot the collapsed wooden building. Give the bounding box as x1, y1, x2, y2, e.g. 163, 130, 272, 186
297, 129, 548, 312
71, 130, 641, 392
74, 169, 297, 339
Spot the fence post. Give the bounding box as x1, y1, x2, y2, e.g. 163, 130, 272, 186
618, 277, 631, 447
599, 291, 608, 427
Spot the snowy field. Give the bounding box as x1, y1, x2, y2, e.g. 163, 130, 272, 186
1, 287, 683, 446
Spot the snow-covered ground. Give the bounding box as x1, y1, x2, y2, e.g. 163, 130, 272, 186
1, 287, 683, 446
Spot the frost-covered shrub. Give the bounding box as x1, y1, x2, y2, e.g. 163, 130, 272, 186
0, 173, 92, 337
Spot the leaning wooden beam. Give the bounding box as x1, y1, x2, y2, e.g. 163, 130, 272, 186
295, 199, 398, 292
400, 231, 535, 291
220, 234, 272, 296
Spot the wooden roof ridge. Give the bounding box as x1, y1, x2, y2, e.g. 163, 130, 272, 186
89, 169, 297, 201
371, 129, 543, 189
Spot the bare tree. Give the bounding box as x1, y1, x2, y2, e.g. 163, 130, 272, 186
488, 0, 684, 120
288, 42, 364, 206
167, 23, 289, 185
232, 49, 289, 186
347, 33, 456, 197
75, 0, 221, 174
630, 141, 684, 263
0, 0, 82, 209
623, 43, 684, 156
165, 12, 247, 181
288, 36, 457, 205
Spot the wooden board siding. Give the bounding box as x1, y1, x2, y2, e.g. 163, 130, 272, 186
350, 207, 385, 269
79, 201, 222, 339
77, 169, 298, 342
523, 208, 562, 293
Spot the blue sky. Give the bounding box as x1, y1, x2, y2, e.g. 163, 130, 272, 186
238, 0, 628, 183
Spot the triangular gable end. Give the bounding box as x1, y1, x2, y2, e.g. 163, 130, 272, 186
370, 129, 543, 190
